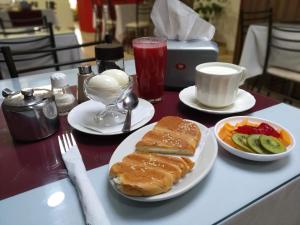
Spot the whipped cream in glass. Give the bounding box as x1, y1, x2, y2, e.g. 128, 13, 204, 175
84, 69, 132, 127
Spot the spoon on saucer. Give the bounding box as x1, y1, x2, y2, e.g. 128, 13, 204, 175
122, 92, 139, 132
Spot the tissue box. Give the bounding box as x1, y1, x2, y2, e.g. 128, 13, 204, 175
165, 40, 218, 89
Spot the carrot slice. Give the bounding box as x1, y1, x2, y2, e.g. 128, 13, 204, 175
279, 129, 292, 146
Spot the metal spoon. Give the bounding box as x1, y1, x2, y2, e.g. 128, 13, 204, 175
122, 92, 139, 132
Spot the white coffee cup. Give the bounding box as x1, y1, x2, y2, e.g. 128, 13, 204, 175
195, 62, 246, 108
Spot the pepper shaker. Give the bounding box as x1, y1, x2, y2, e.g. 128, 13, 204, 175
77, 64, 94, 103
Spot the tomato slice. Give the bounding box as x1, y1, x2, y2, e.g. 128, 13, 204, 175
235, 122, 280, 138
257, 123, 280, 138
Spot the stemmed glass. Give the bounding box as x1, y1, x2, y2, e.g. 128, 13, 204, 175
84, 74, 133, 127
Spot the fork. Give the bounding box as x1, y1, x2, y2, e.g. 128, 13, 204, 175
58, 133, 111, 225
58, 132, 78, 155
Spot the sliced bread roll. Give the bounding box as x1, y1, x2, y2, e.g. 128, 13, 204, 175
109, 152, 195, 197
123, 152, 183, 182
109, 161, 174, 196
136, 116, 201, 156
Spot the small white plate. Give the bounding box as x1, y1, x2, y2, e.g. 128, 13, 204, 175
179, 86, 256, 114
67, 99, 155, 135
108, 120, 218, 202
214, 116, 296, 161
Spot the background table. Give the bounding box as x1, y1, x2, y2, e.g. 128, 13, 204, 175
101, 3, 136, 43
239, 24, 300, 78
0, 9, 57, 28
0, 30, 81, 79
114, 4, 136, 43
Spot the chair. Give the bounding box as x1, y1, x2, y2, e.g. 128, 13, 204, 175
0, 22, 59, 79
258, 24, 300, 103
0, 23, 59, 79
239, 8, 273, 62
125, 0, 152, 38
238, 8, 273, 90
93, 0, 116, 42
104, 0, 116, 37
0, 40, 103, 78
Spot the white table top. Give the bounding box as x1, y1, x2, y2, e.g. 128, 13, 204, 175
1, 65, 300, 224
0, 103, 300, 225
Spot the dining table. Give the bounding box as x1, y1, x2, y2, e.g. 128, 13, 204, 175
0, 9, 57, 28
1, 60, 300, 225
0, 29, 81, 79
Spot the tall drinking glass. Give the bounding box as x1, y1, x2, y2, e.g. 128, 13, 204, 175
133, 37, 167, 102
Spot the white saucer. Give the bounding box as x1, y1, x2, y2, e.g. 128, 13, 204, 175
179, 86, 256, 115
67, 99, 155, 135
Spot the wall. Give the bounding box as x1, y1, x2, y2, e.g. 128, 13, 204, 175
30, 0, 74, 30
214, 0, 241, 52
271, 0, 300, 22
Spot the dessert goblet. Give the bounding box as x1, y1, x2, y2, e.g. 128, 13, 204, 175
84, 71, 132, 127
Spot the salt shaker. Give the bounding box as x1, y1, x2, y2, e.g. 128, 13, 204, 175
77, 64, 94, 103
51, 72, 77, 116
95, 43, 125, 73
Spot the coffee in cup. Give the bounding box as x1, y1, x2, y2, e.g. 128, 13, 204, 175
195, 62, 246, 108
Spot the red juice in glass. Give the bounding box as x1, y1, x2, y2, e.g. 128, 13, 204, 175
133, 37, 167, 102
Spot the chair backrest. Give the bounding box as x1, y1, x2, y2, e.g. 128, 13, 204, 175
93, 0, 116, 42
0, 22, 59, 79
237, 8, 273, 63
0, 40, 103, 78
136, 0, 152, 25
265, 24, 300, 73
240, 8, 273, 42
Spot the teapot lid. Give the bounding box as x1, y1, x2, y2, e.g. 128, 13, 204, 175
2, 88, 53, 109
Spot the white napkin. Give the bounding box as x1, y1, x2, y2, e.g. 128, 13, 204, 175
62, 146, 111, 225
151, 0, 215, 41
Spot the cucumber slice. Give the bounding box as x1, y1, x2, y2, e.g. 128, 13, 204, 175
260, 135, 286, 154
247, 134, 266, 154
232, 133, 253, 152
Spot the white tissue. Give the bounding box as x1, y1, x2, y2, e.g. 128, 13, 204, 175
151, 0, 215, 41
63, 146, 111, 225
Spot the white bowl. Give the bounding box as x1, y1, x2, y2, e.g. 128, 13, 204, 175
214, 116, 296, 161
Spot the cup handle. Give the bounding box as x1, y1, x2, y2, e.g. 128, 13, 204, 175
239, 67, 247, 85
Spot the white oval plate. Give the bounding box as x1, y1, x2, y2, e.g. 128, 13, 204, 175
179, 86, 256, 114
214, 116, 296, 161
108, 120, 218, 202
67, 99, 154, 135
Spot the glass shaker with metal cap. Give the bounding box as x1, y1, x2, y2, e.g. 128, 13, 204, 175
51, 72, 77, 116
77, 64, 94, 103
95, 43, 125, 73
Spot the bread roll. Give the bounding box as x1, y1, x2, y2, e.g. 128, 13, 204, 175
136, 116, 201, 156
109, 152, 194, 197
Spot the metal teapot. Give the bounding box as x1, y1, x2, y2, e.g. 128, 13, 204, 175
1, 88, 59, 141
